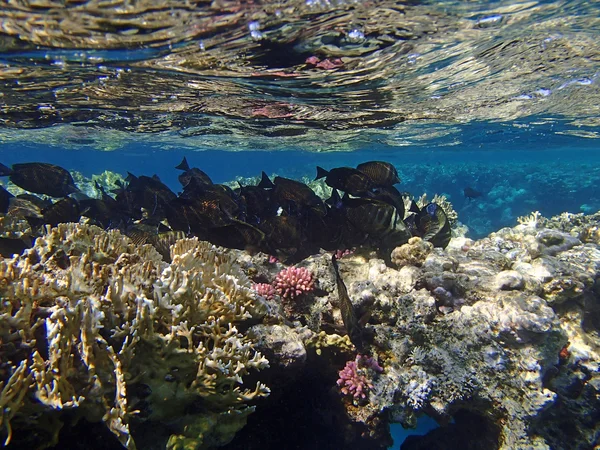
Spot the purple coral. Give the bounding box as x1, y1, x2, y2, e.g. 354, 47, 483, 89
274, 266, 314, 300
253, 283, 276, 301
337, 355, 383, 400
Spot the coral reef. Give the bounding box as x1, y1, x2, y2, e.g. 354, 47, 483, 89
231, 211, 600, 450
2, 209, 600, 450
0, 224, 270, 449
273, 266, 315, 300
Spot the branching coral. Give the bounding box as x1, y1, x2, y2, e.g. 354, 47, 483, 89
337, 355, 383, 400
274, 266, 314, 300
0, 223, 270, 449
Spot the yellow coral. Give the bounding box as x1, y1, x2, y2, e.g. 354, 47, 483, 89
391, 236, 434, 267
0, 224, 269, 449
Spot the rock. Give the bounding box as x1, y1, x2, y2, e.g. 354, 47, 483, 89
249, 324, 307, 373
495, 270, 525, 290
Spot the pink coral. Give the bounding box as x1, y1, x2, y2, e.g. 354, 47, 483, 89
333, 248, 354, 259
274, 266, 314, 300
253, 283, 276, 301
337, 355, 383, 400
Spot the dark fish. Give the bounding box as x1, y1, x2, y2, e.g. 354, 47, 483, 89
343, 197, 411, 249
315, 166, 375, 197
0, 162, 79, 197
124, 173, 177, 218
0, 237, 31, 258
124, 223, 185, 262
205, 219, 265, 251
257, 171, 275, 189
332, 255, 364, 352
7, 197, 45, 229
8, 197, 43, 220
0, 185, 13, 213
166, 194, 236, 234
464, 187, 483, 199
42, 197, 81, 227
325, 189, 343, 209
270, 174, 326, 216
259, 215, 306, 261
236, 183, 277, 225
356, 161, 401, 186
416, 203, 451, 249
79, 197, 121, 228
175, 157, 213, 188
372, 185, 405, 216
16, 194, 52, 210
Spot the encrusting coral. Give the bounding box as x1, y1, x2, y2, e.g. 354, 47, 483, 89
0, 223, 270, 450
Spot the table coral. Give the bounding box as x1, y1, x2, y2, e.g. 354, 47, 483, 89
0, 223, 270, 449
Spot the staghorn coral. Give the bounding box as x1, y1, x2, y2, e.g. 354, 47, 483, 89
274, 266, 315, 300
0, 223, 270, 450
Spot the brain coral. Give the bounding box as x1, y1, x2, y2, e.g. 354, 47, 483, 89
0, 223, 270, 450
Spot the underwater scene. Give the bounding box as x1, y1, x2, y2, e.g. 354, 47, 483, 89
0, 0, 599, 449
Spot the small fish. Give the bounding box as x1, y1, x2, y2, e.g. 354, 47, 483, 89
332, 255, 364, 352
0, 162, 79, 197
416, 203, 451, 249
175, 157, 213, 188
464, 187, 483, 199
356, 161, 401, 186
315, 166, 375, 197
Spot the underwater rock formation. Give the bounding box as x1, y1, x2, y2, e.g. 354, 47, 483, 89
230, 212, 600, 450
1, 210, 599, 450
0, 224, 270, 449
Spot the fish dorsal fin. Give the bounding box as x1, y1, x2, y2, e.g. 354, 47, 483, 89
315, 166, 329, 180
151, 174, 161, 182
125, 172, 137, 183
258, 171, 275, 189
175, 157, 190, 171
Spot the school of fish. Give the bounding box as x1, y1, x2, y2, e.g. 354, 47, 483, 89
0, 159, 452, 262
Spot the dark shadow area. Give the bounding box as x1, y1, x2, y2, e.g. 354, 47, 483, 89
400, 409, 501, 450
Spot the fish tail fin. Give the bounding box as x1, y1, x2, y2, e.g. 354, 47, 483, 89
0, 163, 12, 176
258, 171, 275, 189
315, 166, 328, 180
331, 253, 339, 274
175, 157, 190, 171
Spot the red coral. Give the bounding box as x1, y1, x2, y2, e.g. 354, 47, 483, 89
274, 266, 314, 300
